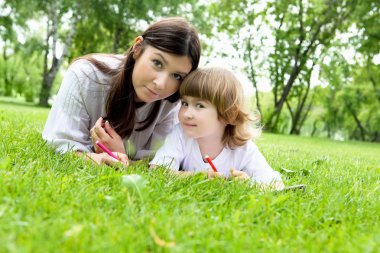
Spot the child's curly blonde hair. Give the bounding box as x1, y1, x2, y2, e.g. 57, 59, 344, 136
180, 67, 261, 148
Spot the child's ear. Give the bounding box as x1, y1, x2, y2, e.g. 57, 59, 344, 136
217, 115, 228, 125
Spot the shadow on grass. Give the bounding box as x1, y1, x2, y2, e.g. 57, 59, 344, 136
0, 96, 51, 109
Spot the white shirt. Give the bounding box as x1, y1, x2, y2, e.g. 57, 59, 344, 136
42, 55, 180, 160
150, 124, 282, 184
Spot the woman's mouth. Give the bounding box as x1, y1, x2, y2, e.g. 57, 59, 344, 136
146, 86, 159, 97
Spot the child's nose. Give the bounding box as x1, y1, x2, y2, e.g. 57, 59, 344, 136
184, 108, 194, 119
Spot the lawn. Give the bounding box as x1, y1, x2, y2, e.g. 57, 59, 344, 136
1, 99, 379, 252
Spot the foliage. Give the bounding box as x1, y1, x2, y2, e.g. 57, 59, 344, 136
1, 100, 380, 252
0, 0, 378, 141
207, 0, 378, 142
0, 0, 209, 105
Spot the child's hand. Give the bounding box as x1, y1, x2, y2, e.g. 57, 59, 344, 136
206, 169, 225, 179
257, 180, 285, 191
272, 180, 285, 190
230, 168, 250, 181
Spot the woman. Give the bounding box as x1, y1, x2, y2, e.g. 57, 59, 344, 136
42, 17, 201, 166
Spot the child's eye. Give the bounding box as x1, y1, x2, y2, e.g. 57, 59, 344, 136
152, 59, 163, 69
196, 103, 205, 108
173, 73, 183, 81
181, 101, 188, 106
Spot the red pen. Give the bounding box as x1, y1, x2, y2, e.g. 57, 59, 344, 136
96, 140, 119, 160
205, 155, 218, 172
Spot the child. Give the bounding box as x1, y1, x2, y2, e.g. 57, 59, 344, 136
150, 67, 284, 190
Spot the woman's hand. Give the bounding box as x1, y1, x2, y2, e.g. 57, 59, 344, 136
80, 151, 129, 167
230, 168, 250, 181
90, 117, 125, 154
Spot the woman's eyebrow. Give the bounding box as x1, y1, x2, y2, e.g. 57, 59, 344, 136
154, 53, 168, 65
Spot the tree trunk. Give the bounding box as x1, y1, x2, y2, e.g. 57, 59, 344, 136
246, 35, 261, 114
366, 56, 380, 102
39, 72, 55, 106
112, 0, 127, 53
289, 62, 315, 134
113, 27, 122, 53
2, 43, 13, 96
347, 105, 366, 141
311, 120, 318, 137
38, 6, 78, 107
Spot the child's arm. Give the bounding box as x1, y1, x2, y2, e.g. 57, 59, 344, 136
150, 164, 224, 179
240, 142, 284, 189
257, 180, 285, 191
230, 168, 284, 190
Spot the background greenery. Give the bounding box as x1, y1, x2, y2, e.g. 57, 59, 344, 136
1, 0, 379, 142
1, 1, 379, 251
1, 98, 379, 252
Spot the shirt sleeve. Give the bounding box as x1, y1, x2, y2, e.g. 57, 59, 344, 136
149, 124, 184, 171
241, 142, 283, 184
134, 103, 180, 159
42, 63, 92, 153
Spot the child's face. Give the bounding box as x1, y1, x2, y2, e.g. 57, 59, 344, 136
179, 96, 226, 140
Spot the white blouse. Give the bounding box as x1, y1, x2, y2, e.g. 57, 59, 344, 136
42, 55, 180, 160
150, 124, 283, 184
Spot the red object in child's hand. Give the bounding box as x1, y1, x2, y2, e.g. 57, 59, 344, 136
205, 155, 218, 172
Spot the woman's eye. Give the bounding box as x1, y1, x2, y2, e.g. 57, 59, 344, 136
153, 60, 162, 68
173, 74, 183, 81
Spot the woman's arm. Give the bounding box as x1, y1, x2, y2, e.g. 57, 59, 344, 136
42, 62, 94, 153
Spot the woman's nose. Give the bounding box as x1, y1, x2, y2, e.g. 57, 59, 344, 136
153, 73, 168, 89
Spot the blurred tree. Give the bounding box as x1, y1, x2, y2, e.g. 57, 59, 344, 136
71, 0, 209, 56
0, 0, 27, 96
208, 0, 264, 114
350, 0, 380, 102
209, 0, 358, 135
265, 0, 358, 133
1, 0, 209, 105
38, 0, 79, 106
318, 51, 350, 139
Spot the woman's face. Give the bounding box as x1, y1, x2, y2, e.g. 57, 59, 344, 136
132, 46, 192, 103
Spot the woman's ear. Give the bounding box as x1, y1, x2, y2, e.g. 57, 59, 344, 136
132, 36, 144, 59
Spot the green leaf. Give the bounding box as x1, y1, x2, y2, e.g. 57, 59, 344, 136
122, 174, 148, 201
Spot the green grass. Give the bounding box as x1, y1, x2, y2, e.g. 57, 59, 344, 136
1, 99, 379, 252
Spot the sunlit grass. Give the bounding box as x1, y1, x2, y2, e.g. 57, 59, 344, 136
1, 99, 379, 252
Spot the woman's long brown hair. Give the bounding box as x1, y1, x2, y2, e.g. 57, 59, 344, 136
76, 17, 200, 138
